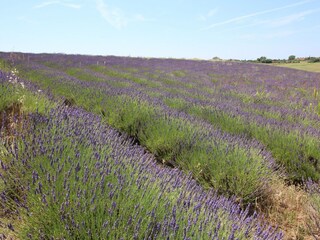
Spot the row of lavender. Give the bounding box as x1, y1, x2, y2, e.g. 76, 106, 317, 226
2, 53, 279, 203
8, 53, 320, 130
6, 53, 320, 184
21, 53, 320, 109
0, 70, 283, 239
66, 54, 319, 183
28, 53, 320, 133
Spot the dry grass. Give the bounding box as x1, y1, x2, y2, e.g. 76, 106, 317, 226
0, 103, 23, 240
258, 178, 320, 239
0, 218, 20, 240
274, 62, 320, 73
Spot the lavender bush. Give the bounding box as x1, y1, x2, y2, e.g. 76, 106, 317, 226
2, 52, 319, 238
5, 53, 319, 185
0, 101, 283, 239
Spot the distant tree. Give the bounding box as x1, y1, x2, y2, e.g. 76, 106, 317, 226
288, 55, 296, 62
212, 56, 221, 61
257, 56, 272, 64
308, 57, 320, 63
257, 56, 267, 62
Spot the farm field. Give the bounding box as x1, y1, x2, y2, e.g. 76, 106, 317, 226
1, 52, 320, 239
274, 61, 320, 73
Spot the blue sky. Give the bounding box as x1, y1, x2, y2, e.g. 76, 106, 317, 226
1, 0, 320, 59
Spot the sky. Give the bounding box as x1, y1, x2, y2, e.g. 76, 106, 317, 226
1, 0, 320, 60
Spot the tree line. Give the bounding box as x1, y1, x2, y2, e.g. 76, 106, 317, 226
253, 55, 320, 64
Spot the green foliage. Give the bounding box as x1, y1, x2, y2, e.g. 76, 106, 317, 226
0, 80, 54, 115
89, 65, 160, 88
12, 58, 320, 203
257, 56, 273, 63
0, 106, 249, 239
307, 57, 320, 63
66, 68, 104, 82
181, 104, 320, 182
107, 97, 156, 138
178, 142, 269, 203
104, 99, 272, 202
163, 94, 320, 183
172, 70, 186, 77
0, 58, 11, 72
163, 98, 188, 111
15, 66, 273, 202
288, 55, 296, 61
3, 54, 319, 238
317, 102, 320, 116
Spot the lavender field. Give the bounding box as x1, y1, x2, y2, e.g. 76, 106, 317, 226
1, 52, 320, 239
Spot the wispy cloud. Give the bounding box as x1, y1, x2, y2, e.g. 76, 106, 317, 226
224, 8, 318, 40
267, 9, 319, 27
34, 1, 81, 9
34, 1, 58, 9
199, 8, 218, 21
202, 0, 312, 30
221, 8, 320, 33
96, 0, 128, 29
96, 0, 153, 29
